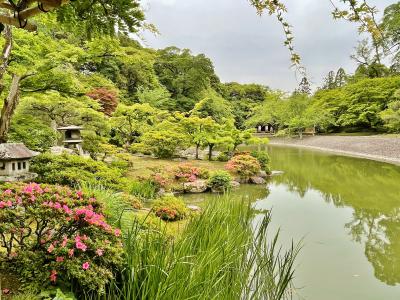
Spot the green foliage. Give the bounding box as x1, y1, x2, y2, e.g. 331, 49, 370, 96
314, 77, 400, 130
381, 100, 400, 132
110, 103, 165, 146
220, 82, 270, 129
225, 154, 261, 179
207, 171, 232, 192
8, 114, 57, 152
0, 183, 123, 295
30, 153, 127, 190
251, 150, 271, 172
180, 115, 219, 159
131, 122, 189, 158
129, 180, 158, 200
137, 87, 172, 110
216, 152, 230, 162
56, 0, 145, 37
191, 90, 233, 124
152, 195, 188, 222
154, 47, 220, 111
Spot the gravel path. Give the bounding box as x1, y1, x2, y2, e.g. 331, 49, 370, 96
269, 135, 400, 165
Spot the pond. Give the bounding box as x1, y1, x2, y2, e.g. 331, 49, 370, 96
183, 145, 400, 300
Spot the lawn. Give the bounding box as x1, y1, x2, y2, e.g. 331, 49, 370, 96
127, 155, 226, 179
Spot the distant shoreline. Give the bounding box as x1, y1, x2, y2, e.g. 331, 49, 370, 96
268, 135, 400, 166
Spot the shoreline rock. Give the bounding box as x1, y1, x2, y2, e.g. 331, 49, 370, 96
183, 179, 208, 193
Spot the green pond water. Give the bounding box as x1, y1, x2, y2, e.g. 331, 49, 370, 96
183, 145, 400, 300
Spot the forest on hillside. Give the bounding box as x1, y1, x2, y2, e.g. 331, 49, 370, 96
4, 2, 400, 156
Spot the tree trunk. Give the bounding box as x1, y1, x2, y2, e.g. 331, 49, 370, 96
0, 25, 12, 94
208, 144, 214, 161
0, 74, 21, 143
195, 144, 200, 160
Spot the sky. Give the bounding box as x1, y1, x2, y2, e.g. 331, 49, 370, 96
140, 0, 396, 92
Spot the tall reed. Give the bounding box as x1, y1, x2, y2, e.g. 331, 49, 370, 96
107, 197, 299, 300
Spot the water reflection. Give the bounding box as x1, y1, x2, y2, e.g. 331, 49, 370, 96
266, 145, 400, 287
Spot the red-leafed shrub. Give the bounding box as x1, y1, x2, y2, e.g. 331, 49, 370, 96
225, 154, 261, 180
86, 88, 119, 116
0, 183, 123, 294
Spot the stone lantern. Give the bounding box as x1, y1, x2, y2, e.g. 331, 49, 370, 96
57, 125, 84, 155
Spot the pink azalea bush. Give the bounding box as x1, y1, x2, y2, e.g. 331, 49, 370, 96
0, 183, 123, 294
174, 164, 209, 183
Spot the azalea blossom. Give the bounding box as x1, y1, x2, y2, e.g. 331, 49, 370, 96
68, 249, 75, 257
50, 270, 57, 283
82, 262, 90, 270
47, 244, 55, 253
76, 241, 87, 252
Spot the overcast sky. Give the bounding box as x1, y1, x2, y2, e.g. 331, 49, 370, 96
140, 0, 396, 91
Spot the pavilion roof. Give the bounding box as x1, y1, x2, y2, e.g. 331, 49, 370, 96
0, 143, 38, 160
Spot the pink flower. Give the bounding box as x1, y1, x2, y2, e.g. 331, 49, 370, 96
76, 191, 83, 198
76, 241, 87, 252
114, 229, 121, 237
47, 244, 55, 253
82, 262, 90, 270
96, 249, 104, 256
63, 205, 72, 215
2, 288, 10, 295
50, 270, 57, 283
68, 249, 74, 257
61, 237, 68, 247
56, 256, 64, 262
3, 189, 12, 195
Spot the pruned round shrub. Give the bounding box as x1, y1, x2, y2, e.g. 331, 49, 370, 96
0, 183, 123, 294
207, 171, 232, 192
152, 195, 188, 222
174, 163, 209, 183
250, 151, 271, 173
31, 153, 128, 190
216, 152, 230, 162
225, 154, 261, 180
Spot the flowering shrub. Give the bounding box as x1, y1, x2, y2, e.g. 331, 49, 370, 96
0, 183, 123, 294
207, 171, 232, 192
152, 195, 188, 222
174, 164, 209, 183
225, 154, 261, 180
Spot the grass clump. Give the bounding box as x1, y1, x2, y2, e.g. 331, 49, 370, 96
109, 197, 299, 300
